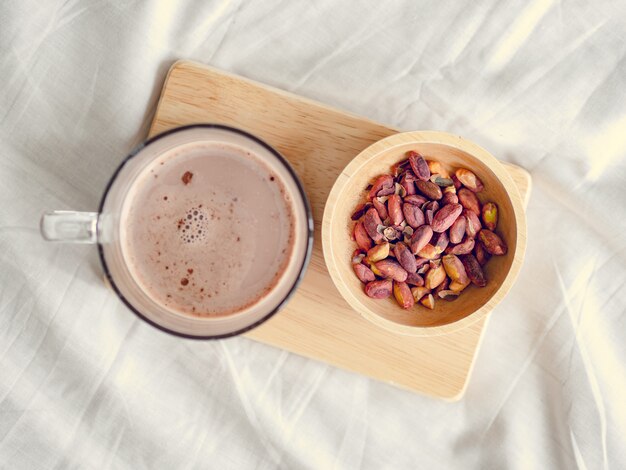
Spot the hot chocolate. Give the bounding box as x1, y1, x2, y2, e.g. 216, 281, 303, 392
120, 141, 296, 317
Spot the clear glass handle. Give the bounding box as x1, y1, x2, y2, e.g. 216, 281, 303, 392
40, 211, 98, 243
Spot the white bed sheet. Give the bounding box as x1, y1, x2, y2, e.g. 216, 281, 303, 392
1, 1, 625, 468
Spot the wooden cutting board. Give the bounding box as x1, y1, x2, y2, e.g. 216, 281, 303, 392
149, 60, 531, 400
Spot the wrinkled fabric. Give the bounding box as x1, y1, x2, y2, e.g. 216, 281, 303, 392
1, 1, 626, 469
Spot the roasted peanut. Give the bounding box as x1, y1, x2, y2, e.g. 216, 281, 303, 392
368, 174, 394, 199
442, 254, 470, 291
372, 198, 388, 220
367, 241, 390, 262
478, 229, 508, 255
451, 173, 462, 190
460, 254, 487, 287
449, 216, 466, 244
407, 151, 430, 181
433, 276, 450, 297
449, 280, 470, 292
455, 168, 484, 192
353, 263, 376, 283
474, 241, 491, 266
374, 259, 408, 282
423, 201, 438, 226
393, 241, 417, 274
481, 202, 498, 231
425, 263, 446, 289
437, 290, 460, 301
363, 207, 384, 242
420, 293, 435, 309
351, 203, 370, 220
399, 173, 416, 196
427, 160, 450, 178
447, 237, 475, 255
405, 272, 424, 287
458, 188, 481, 215
365, 279, 393, 299
393, 281, 415, 309
441, 191, 459, 205
354, 222, 372, 251
410, 225, 434, 254
402, 203, 425, 228
431, 203, 463, 233
404, 194, 427, 206
411, 286, 431, 302
464, 209, 482, 238
387, 195, 404, 226
415, 180, 443, 200
417, 243, 440, 260
433, 231, 449, 254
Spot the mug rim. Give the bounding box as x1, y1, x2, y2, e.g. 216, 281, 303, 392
97, 124, 314, 340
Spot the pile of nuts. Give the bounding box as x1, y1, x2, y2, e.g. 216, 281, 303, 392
350, 151, 508, 310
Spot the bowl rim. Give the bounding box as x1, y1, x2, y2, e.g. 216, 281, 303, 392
322, 130, 527, 337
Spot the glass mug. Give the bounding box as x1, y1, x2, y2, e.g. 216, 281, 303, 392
41, 125, 313, 339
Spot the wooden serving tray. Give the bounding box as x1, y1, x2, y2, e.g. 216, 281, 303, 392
149, 60, 531, 400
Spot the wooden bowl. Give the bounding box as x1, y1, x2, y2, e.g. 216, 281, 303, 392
322, 131, 527, 337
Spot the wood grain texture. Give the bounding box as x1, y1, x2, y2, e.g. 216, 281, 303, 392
149, 60, 531, 400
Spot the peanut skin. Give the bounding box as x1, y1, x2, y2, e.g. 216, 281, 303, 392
404, 194, 427, 206
399, 173, 416, 195
368, 174, 394, 199
449, 216, 466, 244
403, 203, 425, 228
372, 198, 388, 220
354, 222, 372, 251
474, 241, 491, 266
464, 209, 482, 238
374, 259, 408, 282
431, 203, 463, 233
415, 180, 443, 200
365, 279, 393, 299
442, 192, 459, 205
393, 241, 418, 273
388, 195, 404, 226
353, 263, 376, 283
408, 151, 431, 181
351, 203, 369, 220
458, 188, 481, 215
405, 272, 424, 287
447, 237, 475, 255
478, 229, 508, 255
410, 225, 434, 255
460, 254, 487, 287
363, 207, 383, 242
